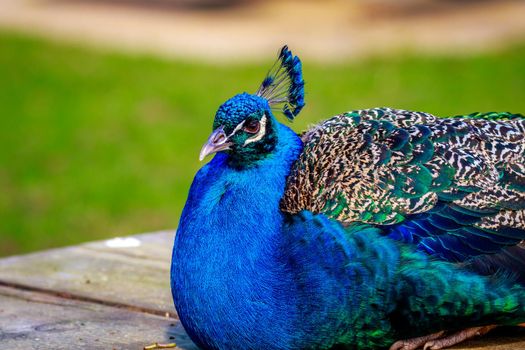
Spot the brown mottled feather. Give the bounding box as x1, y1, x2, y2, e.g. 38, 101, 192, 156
281, 108, 525, 235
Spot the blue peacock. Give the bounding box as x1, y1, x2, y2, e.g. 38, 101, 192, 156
171, 46, 525, 350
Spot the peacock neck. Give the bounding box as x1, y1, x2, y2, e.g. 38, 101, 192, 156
175, 123, 302, 256
172, 123, 303, 349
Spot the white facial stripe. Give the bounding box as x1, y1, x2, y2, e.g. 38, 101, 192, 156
244, 115, 267, 146
228, 120, 245, 138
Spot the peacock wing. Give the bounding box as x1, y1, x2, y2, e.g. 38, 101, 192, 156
281, 108, 525, 266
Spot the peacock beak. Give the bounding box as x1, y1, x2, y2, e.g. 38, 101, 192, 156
199, 126, 232, 161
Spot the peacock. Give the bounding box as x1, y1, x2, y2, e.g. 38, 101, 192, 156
170, 46, 525, 350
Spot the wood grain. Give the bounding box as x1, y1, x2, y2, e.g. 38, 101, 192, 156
0, 285, 198, 350
0, 231, 175, 316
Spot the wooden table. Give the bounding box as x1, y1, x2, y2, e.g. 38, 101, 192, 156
1, 231, 524, 350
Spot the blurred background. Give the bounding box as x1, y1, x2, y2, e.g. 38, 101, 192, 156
1, 0, 524, 257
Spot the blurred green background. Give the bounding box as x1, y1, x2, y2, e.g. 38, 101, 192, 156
1, 0, 525, 257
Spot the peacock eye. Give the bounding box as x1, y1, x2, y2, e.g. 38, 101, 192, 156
243, 119, 260, 134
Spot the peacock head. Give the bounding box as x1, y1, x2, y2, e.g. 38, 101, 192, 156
199, 46, 305, 167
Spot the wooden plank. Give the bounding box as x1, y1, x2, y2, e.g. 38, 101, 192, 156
0, 285, 198, 350
82, 231, 174, 262
451, 327, 525, 350
0, 231, 175, 316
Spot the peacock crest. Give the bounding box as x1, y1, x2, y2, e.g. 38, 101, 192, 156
255, 45, 305, 121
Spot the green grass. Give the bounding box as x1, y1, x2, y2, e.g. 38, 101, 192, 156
1, 31, 524, 256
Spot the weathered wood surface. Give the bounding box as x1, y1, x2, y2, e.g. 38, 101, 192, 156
0, 286, 195, 349
0, 230, 198, 350
0, 231, 174, 315
1, 230, 525, 349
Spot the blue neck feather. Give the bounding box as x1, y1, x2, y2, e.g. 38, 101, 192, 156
171, 123, 303, 349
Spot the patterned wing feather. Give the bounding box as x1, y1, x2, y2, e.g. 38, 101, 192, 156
281, 108, 525, 267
